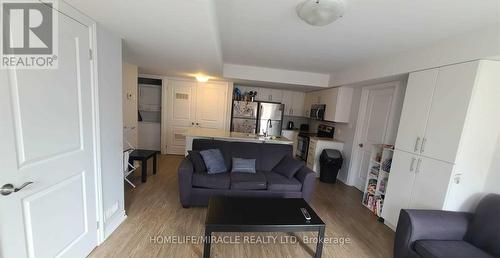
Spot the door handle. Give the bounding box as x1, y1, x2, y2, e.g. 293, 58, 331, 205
420, 138, 427, 153
1, 182, 33, 196
415, 158, 423, 173
414, 137, 421, 152
409, 157, 416, 172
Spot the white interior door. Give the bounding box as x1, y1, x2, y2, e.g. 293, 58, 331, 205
166, 80, 196, 154
395, 69, 438, 154
351, 86, 395, 190
195, 82, 228, 129
381, 150, 418, 228
0, 4, 98, 258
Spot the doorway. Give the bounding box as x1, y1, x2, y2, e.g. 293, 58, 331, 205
348, 82, 403, 191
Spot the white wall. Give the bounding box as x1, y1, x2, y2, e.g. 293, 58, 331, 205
330, 24, 500, 87
96, 25, 126, 238
123, 62, 138, 149
309, 80, 406, 185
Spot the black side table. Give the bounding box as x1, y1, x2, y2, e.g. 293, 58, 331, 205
128, 149, 158, 183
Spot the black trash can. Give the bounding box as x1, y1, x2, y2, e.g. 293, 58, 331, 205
319, 149, 343, 183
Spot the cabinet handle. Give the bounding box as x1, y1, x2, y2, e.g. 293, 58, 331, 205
410, 157, 416, 172
415, 158, 422, 173
414, 137, 421, 152
420, 138, 427, 153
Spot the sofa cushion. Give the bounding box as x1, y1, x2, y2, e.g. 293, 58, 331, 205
229, 141, 261, 170
231, 158, 256, 173
193, 139, 232, 170
187, 151, 206, 173
258, 143, 293, 171
272, 155, 305, 179
200, 149, 227, 174
265, 172, 302, 192
465, 194, 500, 257
414, 240, 494, 258
192, 172, 230, 189
230, 171, 267, 190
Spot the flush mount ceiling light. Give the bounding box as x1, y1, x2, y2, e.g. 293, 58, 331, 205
296, 0, 345, 26
195, 74, 210, 82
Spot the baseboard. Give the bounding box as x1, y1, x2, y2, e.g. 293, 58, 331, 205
104, 210, 127, 239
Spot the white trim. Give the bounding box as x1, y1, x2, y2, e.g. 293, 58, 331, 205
53, 1, 105, 245
346, 81, 401, 187
90, 22, 105, 245
104, 210, 127, 239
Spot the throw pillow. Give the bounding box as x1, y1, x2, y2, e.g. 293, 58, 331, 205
187, 151, 207, 173
231, 158, 256, 173
272, 155, 304, 179
199, 149, 227, 174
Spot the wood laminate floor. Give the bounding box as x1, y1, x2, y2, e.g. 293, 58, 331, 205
89, 155, 394, 258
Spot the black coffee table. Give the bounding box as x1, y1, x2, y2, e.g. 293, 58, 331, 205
128, 149, 158, 183
204, 197, 325, 258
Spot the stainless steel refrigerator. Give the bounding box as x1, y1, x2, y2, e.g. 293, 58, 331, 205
257, 102, 283, 136
231, 101, 283, 136
231, 101, 258, 133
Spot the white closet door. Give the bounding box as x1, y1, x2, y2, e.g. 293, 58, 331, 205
409, 157, 454, 210
195, 82, 228, 129
395, 69, 438, 154
166, 80, 196, 154
422, 62, 478, 163
381, 150, 418, 228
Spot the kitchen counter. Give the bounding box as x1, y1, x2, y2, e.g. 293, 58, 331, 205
183, 128, 293, 154
309, 136, 344, 143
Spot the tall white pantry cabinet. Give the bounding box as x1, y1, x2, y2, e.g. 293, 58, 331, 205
382, 60, 500, 229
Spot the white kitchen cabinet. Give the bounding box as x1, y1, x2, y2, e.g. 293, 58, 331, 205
409, 157, 454, 210
321, 87, 353, 123
383, 60, 500, 230
269, 89, 283, 102
421, 62, 477, 163
282, 90, 293, 115
291, 91, 305, 117
379, 150, 417, 226
394, 69, 438, 154
382, 150, 454, 229
304, 91, 319, 117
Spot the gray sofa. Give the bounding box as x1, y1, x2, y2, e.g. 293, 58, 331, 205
178, 139, 316, 207
394, 194, 500, 258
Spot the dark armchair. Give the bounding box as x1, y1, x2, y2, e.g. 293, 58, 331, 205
394, 194, 500, 258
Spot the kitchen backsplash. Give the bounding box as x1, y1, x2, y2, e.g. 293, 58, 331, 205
282, 116, 309, 130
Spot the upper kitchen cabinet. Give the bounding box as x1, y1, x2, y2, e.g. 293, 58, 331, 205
321, 87, 354, 123
291, 91, 305, 117
282, 90, 306, 117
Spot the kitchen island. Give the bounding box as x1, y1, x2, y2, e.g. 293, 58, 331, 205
182, 128, 293, 155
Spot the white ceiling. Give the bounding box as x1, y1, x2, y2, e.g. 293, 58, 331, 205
66, 0, 500, 80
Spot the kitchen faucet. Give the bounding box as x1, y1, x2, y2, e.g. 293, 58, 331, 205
264, 119, 272, 137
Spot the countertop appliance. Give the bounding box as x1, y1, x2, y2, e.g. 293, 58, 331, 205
296, 124, 335, 161
231, 101, 284, 136
310, 104, 326, 120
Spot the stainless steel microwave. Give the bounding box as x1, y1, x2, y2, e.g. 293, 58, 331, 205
310, 104, 326, 120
